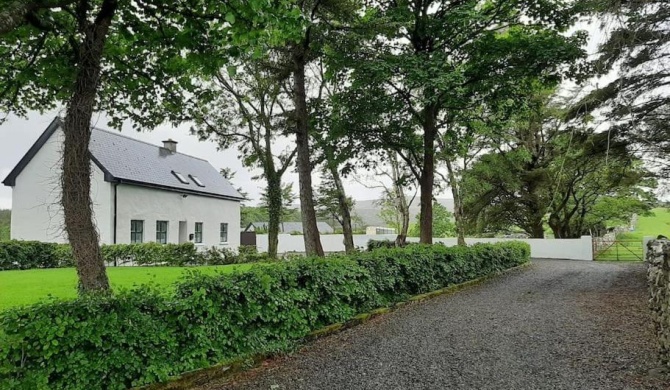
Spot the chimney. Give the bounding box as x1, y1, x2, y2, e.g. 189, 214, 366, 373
162, 139, 178, 153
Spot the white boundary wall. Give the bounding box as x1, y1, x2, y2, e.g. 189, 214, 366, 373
256, 234, 594, 261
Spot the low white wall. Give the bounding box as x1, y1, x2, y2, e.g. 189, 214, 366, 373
255, 234, 594, 261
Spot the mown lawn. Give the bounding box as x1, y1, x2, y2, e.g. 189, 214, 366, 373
0, 264, 254, 311
617, 207, 670, 240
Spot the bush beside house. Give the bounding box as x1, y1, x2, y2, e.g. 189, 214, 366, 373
0, 242, 530, 389
0, 241, 266, 270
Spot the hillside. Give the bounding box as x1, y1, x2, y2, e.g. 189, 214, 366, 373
618, 208, 670, 240
0, 209, 9, 241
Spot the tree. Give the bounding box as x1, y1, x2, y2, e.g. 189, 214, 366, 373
568, 0, 670, 175
259, 183, 297, 222
461, 89, 562, 238
241, 206, 268, 229
315, 170, 356, 252
436, 116, 493, 245
0, 0, 299, 291
310, 60, 357, 253
193, 62, 297, 258
409, 202, 455, 238
462, 126, 656, 238
359, 152, 417, 245
334, 0, 587, 244
280, 0, 361, 257
546, 131, 655, 238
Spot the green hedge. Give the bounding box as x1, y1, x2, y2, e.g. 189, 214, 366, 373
0, 241, 267, 270
0, 241, 74, 270
0, 242, 530, 389
366, 239, 397, 251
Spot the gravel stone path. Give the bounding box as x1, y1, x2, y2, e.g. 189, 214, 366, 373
196, 260, 666, 390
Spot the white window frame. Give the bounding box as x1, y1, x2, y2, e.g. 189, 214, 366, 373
171, 170, 189, 184
189, 174, 206, 187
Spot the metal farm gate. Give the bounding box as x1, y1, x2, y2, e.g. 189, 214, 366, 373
592, 238, 643, 261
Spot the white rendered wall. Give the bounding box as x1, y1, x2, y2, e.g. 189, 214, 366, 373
10, 128, 113, 243
255, 234, 594, 261
114, 184, 240, 249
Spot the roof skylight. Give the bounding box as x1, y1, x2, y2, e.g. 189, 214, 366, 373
189, 175, 205, 187
172, 171, 189, 184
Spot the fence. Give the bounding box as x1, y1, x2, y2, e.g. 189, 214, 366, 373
255, 234, 594, 261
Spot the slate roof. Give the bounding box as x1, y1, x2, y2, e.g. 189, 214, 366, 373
3, 117, 244, 201
247, 221, 334, 234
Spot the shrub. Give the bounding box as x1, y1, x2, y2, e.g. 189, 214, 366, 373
197, 245, 270, 265
366, 239, 396, 251
0, 241, 272, 270
0, 241, 72, 270
0, 242, 529, 389
101, 243, 199, 266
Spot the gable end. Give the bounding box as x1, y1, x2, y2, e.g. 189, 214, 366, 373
2, 117, 115, 186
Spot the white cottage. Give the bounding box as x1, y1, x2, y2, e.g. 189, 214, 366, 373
2, 118, 243, 248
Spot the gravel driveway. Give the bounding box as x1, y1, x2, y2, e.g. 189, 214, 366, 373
196, 260, 665, 390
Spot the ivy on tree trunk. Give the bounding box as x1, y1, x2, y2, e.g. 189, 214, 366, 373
61, 0, 117, 293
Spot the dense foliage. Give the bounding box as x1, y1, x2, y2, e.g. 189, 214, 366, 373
569, 0, 670, 176
409, 202, 456, 238
330, 0, 587, 243
0, 210, 9, 241
366, 239, 397, 251
0, 241, 267, 271
460, 88, 655, 238
0, 242, 529, 389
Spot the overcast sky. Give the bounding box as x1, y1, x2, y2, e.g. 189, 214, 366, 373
0, 110, 391, 209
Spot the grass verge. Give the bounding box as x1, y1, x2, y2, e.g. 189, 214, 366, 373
0, 264, 254, 311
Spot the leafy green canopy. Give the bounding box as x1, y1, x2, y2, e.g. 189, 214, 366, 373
328, 0, 588, 161
409, 202, 455, 238
0, 0, 301, 127
462, 127, 656, 238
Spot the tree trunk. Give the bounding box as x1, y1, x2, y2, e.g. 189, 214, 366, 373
529, 220, 545, 239
445, 159, 466, 246
266, 174, 282, 259
549, 213, 566, 238
292, 45, 324, 257
328, 164, 354, 253
390, 154, 409, 246
419, 109, 437, 244
62, 0, 117, 293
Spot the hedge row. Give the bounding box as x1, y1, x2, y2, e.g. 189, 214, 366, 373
0, 242, 530, 389
0, 241, 267, 270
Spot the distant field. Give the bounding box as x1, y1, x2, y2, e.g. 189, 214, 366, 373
0, 264, 254, 311
617, 207, 670, 240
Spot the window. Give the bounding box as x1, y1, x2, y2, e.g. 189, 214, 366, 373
156, 221, 168, 244
189, 175, 205, 187
171, 170, 189, 184
220, 223, 228, 243
194, 222, 203, 243
130, 220, 144, 243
